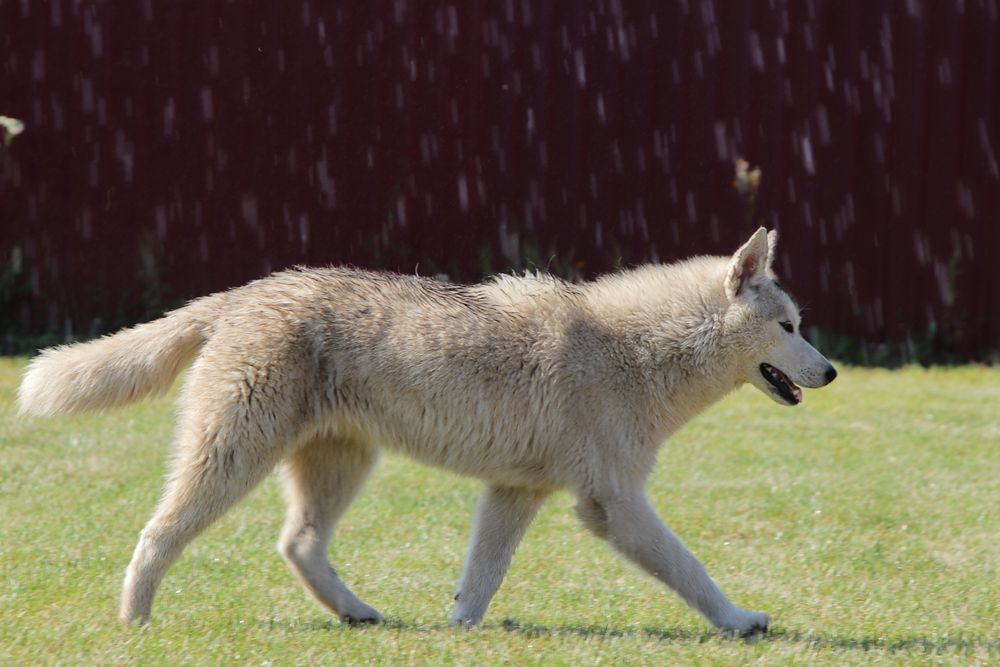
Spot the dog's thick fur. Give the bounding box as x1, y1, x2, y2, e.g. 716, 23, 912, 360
19, 228, 835, 635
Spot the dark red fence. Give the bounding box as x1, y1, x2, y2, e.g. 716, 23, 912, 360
1, 1, 998, 361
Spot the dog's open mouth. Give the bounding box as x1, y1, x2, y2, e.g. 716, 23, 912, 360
760, 363, 803, 405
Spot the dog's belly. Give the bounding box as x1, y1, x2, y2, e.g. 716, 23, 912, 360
332, 403, 563, 489
401, 443, 554, 488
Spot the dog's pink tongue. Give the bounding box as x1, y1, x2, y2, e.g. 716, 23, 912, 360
792, 385, 803, 402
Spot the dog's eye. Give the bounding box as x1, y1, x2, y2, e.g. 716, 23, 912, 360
779, 321, 794, 333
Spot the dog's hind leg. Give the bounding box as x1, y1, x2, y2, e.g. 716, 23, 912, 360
277, 434, 381, 624
119, 421, 290, 625
450, 485, 549, 627
575, 489, 770, 636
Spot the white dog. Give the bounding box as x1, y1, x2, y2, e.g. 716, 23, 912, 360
19, 227, 836, 636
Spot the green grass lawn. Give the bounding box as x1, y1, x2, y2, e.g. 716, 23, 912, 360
0, 358, 997, 665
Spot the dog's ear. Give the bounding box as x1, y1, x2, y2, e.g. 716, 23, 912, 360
724, 227, 769, 300
766, 229, 778, 269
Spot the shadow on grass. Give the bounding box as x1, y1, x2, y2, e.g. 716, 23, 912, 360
766, 628, 998, 654
257, 616, 998, 654
497, 620, 997, 653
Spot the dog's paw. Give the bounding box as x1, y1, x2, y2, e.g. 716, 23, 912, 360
339, 602, 383, 626
717, 608, 770, 638
449, 606, 485, 628
119, 610, 151, 627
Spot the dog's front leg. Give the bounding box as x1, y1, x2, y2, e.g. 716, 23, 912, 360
450, 485, 549, 627
577, 490, 769, 636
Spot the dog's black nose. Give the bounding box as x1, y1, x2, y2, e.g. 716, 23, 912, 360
824, 365, 838, 384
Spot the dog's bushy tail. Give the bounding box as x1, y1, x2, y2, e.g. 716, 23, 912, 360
17, 298, 215, 416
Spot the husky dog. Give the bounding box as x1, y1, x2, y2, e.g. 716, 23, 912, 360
18, 227, 836, 636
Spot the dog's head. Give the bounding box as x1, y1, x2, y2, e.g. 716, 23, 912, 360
723, 228, 837, 406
